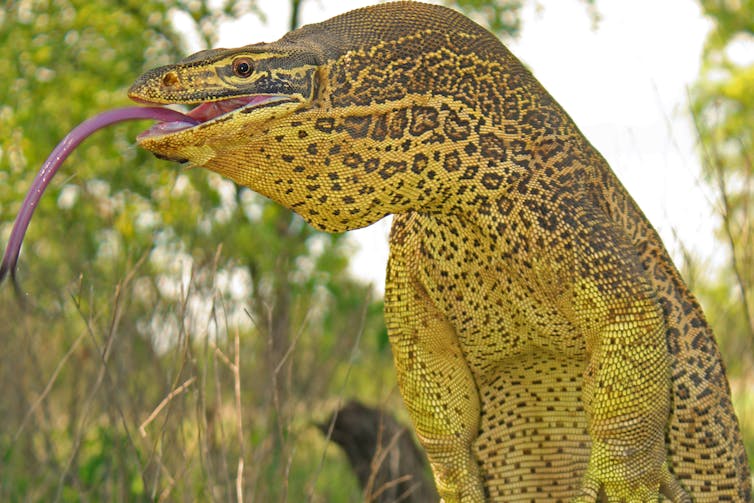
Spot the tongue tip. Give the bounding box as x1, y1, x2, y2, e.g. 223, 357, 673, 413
0, 261, 9, 285
2, 105, 199, 290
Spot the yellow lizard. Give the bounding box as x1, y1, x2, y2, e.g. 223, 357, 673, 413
127, 2, 752, 501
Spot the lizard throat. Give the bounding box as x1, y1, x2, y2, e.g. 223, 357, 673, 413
135, 94, 293, 139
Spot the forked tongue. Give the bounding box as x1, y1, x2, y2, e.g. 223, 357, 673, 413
0, 107, 199, 293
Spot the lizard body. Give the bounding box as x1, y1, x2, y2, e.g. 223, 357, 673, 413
128, 3, 752, 501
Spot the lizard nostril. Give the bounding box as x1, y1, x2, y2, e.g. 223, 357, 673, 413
161, 71, 179, 88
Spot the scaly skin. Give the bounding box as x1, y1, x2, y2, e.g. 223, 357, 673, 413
128, 3, 752, 501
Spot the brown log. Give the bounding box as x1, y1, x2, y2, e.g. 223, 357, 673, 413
318, 400, 439, 502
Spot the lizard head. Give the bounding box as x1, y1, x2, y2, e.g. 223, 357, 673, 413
128, 45, 319, 162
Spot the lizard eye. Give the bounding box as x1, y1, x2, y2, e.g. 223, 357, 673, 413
232, 58, 254, 78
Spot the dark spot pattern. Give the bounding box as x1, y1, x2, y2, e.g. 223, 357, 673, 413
145, 2, 751, 501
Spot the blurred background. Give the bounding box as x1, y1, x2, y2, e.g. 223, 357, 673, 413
1, 0, 751, 500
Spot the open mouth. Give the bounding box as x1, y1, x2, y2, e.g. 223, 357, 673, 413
135, 94, 293, 139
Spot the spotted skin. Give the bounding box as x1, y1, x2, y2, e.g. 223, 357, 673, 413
128, 3, 752, 501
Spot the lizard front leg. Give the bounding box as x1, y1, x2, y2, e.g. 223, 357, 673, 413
385, 256, 484, 502
575, 284, 683, 502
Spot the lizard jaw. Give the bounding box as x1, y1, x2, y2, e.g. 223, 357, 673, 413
133, 94, 294, 140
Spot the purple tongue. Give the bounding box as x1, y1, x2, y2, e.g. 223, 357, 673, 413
0, 106, 199, 290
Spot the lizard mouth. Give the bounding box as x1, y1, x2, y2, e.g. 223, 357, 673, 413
134, 94, 293, 139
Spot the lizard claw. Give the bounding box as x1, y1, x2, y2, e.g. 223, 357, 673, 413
573, 462, 690, 503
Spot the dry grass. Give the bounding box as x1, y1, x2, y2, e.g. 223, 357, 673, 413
0, 245, 398, 502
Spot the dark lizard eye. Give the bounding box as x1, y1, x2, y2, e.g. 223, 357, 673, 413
232, 58, 254, 78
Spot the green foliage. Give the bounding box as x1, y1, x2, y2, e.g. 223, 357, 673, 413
2, 0, 177, 304
1, 0, 391, 500
690, 0, 754, 469
690, 0, 754, 365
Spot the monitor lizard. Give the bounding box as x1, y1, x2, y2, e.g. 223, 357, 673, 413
127, 2, 752, 501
